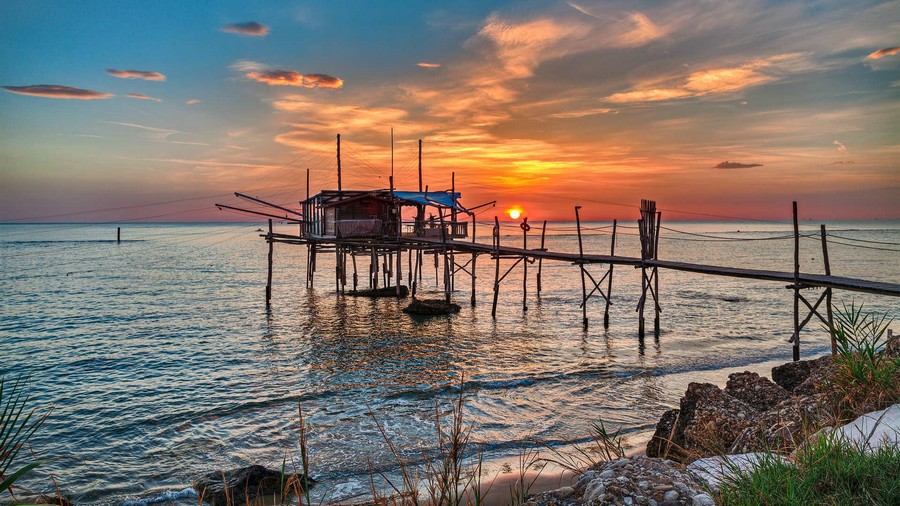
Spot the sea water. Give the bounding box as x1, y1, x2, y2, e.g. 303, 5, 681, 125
1, 221, 897, 504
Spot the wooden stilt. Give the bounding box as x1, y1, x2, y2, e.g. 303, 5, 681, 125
575, 206, 588, 329
537, 220, 546, 294
821, 224, 835, 354
412, 247, 419, 299
396, 246, 402, 297
522, 218, 528, 311
792, 201, 801, 361
352, 252, 358, 291
335, 246, 341, 293
117, 227, 121, 244
439, 209, 451, 303
654, 211, 662, 336
604, 220, 617, 328
491, 216, 501, 319
266, 219, 273, 305
470, 251, 477, 307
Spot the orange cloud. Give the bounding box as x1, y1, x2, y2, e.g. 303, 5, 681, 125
2, 84, 113, 100
606, 54, 807, 103
186, 99, 200, 105
221, 22, 269, 37
246, 70, 344, 89
127, 93, 161, 102
867, 47, 900, 59
106, 69, 166, 81
417, 62, 441, 68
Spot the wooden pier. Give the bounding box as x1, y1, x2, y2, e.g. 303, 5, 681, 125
219, 135, 899, 362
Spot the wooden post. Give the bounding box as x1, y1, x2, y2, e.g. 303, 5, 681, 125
491, 216, 501, 319
336, 134, 342, 197
335, 246, 341, 293
412, 247, 419, 299
522, 217, 528, 311
654, 211, 661, 336
266, 219, 273, 305
117, 227, 121, 244
537, 220, 547, 294
604, 219, 617, 328
352, 252, 358, 291
576, 206, 588, 329
821, 224, 835, 354
418, 139, 423, 192
308, 243, 316, 287
470, 251, 477, 306
792, 201, 800, 361
439, 209, 450, 303
396, 246, 402, 297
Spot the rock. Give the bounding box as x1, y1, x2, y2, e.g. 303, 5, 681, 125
646, 409, 680, 458
599, 469, 615, 479
670, 383, 760, 462
193, 465, 312, 506
771, 355, 832, 392
663, 490, 679, 501
724, 372, 790, 411
730, 392, 832, 453
691, 493, 715, 506
831, 403, 900, 452
28, 495, 73, 506
402, 298, 461, 316
570, 456, 704, 506
687, 452, 790, 494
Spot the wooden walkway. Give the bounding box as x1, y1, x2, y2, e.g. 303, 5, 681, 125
271, 234, 899, 297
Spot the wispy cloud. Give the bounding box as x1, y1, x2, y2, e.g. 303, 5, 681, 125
866, 47, 900, 59
102, 121, 177, 140
714, 161, 763, 169
246, 70, 343, 89
417, 62, 441, 68
546, 107, 613, 119
230, 60, 267, 72
834, 139, 847, 153
606, 53, 810, 103
221, 21, 269, 37
2, 84, 113, 100
106, 69, 166, 81
127, 93, 162, 102
186, 99, 200, 105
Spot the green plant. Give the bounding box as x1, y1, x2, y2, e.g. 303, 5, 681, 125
1, 375, 52, 500
829, 302, 899, 416
542, 419, 626, 473
718, 430, 900, 505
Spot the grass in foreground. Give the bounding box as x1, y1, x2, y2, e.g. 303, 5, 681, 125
718, 432, 900, 506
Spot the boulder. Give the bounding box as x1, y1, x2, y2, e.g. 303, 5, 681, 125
832, 403, 900, 452
673, 383, 760, 462
730, 393, 832, 454
724, 372, 790, 412
646, 408, 680, 458
194, 465, 312, 506
687, 453, 791, 494
771, 355, 832, 393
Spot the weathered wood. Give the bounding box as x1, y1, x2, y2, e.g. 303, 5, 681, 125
522, 218, 528, 311
604, 220, 617, 328
491, 216, 501, 319
792, 201, 800, 361
266, 219, 273, 305
117, 227, 121, 244
576, 206, 588, 329
537, 220, 547, 294
336, 134, 342, 196
821, 224, 835, 354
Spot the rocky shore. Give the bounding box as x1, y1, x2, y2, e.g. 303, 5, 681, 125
524, 342, 900, 506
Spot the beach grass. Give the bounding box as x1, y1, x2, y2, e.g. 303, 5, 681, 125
717, 431, 900, 505
1, 375, 54, 502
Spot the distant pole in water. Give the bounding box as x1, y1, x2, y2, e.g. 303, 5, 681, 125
117, 227, 121, 244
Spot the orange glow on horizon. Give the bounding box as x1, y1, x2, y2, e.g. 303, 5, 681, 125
507, 208, 523, 220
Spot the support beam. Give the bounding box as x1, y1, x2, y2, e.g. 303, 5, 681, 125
792, 201, 801, 361
576, 206, 588, 329
492, 216, 501, 319
821, 224, 835, 354
266, 219, 273, 305
604, 220, 617, 328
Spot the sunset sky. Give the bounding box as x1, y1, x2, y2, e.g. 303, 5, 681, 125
2, 0, 898, 222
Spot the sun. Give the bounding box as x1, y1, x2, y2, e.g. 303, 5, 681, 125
508, 209, 522, 220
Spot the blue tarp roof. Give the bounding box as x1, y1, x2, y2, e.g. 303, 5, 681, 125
393, 191, 467, 212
